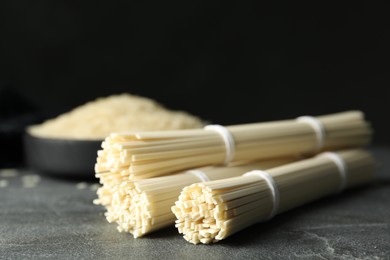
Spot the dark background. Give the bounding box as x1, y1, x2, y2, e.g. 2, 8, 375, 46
0, 1, 389, 165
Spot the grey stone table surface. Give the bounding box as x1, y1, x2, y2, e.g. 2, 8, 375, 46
1, 147, 389, 260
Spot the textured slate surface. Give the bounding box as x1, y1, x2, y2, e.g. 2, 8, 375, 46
0, 147, 389, 259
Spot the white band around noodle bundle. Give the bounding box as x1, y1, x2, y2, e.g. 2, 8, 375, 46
318, 152, 348, 192
244, 170, 280, 221
296, 116, 326, 152
204, 124, 235, 165
186, 170, 210, 182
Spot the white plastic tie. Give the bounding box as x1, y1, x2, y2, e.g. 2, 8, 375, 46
319, 152, 348, 192
186, 170, 210, 182
244, 170, 280, 221
204, 124, 235, 165
296, 116, 326, 152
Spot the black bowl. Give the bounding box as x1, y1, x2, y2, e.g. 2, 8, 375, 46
24, 133, 102, 178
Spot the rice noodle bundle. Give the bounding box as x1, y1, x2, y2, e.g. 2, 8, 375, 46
172, 150, 375, 244
95, 111, 371, 181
